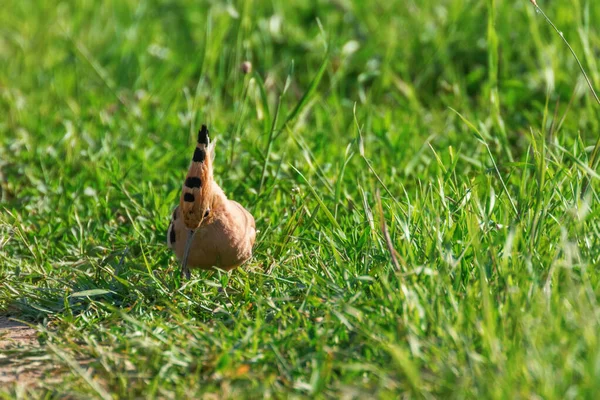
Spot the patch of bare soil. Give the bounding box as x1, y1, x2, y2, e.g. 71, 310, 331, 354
0, 315, 43, 386
0, 316, 37, 347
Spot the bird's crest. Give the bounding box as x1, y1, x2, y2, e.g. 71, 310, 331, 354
179, 125, 215, 230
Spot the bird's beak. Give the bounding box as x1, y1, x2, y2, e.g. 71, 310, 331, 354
180, 210, 209, 280
181, 229, 195, 280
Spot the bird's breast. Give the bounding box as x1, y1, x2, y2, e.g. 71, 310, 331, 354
170, 202, 255, 271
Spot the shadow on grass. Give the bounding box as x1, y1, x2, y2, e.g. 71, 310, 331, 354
3, 244, 255, 327
5, 246, 173, 319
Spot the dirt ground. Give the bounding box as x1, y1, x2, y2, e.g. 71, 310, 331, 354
0, 315, 42, 386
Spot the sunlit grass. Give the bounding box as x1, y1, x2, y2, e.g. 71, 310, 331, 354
2, 0, 600, 398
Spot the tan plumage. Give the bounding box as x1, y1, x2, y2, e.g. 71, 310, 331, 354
167, 125, 256, 279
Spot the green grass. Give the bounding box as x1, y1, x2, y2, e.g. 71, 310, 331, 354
2, 0, 600, 398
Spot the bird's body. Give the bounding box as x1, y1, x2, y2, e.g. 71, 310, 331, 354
167, 184, 255, 271
167, 125, 256, 278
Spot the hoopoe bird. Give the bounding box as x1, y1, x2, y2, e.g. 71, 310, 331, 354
167, 125, 256, 279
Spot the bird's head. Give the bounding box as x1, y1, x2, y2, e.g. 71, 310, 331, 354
180, 124, 215, 230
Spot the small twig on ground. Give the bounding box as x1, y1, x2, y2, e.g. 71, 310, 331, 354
375, 189, 401, 271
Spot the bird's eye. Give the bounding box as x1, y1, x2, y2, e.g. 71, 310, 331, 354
204, 209, 210, 217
